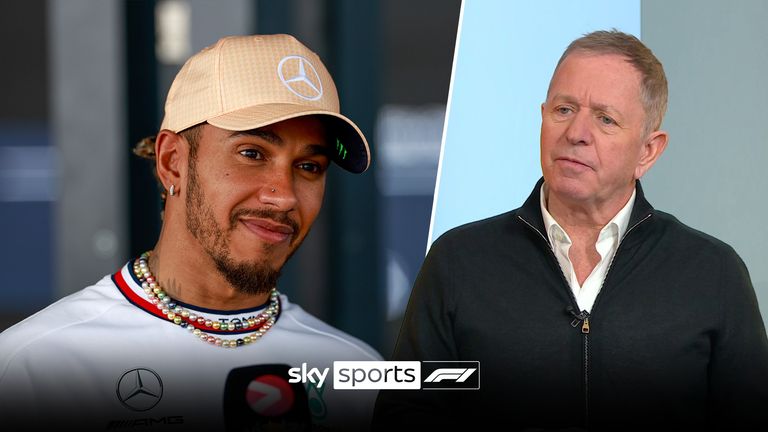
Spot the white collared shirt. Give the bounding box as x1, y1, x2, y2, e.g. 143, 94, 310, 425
540, 184, 636, 313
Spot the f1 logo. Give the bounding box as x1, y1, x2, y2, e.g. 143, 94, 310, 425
424, 368, 476, 383
421, 361, 480, 390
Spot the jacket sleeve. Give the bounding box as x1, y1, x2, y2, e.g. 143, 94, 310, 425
372, 233, 464, 428
709, 245, 768, 428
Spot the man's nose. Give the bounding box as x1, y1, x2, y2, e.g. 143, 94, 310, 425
564, 110, 594, 146
259, 168, 298, 211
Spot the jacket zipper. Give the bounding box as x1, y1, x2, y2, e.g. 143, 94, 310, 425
518, 212, 652, 428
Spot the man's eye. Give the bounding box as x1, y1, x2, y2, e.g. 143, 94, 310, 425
599, 115, 617, 126
556, 106, 573, 115
297, 162, 322, 174
239, 149, 264, 159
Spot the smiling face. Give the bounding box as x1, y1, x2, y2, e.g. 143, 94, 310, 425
540, 53, 649, 208
184, 116, 329, 294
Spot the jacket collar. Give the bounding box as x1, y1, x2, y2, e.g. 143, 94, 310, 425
517, 177, 655, 239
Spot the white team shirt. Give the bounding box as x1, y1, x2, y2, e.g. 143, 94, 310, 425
0, 261, 381, 431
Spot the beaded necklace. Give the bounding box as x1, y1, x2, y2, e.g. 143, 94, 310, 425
133, 251, 280, 348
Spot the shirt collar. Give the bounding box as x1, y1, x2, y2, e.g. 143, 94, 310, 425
540, 183, 637, 246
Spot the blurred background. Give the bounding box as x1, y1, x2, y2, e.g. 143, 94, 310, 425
0, 0, 461, 357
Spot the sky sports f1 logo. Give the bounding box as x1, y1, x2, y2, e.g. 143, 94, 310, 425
288, 361, 480, 390
421, 361, 480, 390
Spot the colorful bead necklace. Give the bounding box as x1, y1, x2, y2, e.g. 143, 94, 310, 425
133, 251, 280, 348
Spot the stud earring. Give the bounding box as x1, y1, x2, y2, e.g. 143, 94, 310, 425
169, 184, 175, 196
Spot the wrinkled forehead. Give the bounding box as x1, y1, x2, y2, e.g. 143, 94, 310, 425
546, 53, 642, 100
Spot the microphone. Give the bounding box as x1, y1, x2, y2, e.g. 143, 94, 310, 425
223, 364, 311, 431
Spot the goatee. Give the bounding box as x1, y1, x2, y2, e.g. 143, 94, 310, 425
185, 157, 290, 295
211, 253, 281, 296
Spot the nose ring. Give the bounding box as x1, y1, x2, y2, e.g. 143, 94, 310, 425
271, 188, 276, 193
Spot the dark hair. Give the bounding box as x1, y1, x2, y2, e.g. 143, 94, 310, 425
132, 123, 203, 206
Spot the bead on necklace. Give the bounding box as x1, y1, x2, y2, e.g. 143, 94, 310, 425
133, 251, 280, 348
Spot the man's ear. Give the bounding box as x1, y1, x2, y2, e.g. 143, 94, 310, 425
154, 129, 187, 196
634, 130, 668, 180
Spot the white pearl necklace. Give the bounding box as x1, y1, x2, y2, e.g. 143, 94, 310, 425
134, 252, 280, 348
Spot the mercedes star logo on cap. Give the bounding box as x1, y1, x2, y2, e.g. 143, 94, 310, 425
116, 368, 164, 411
277, 55, 323, 101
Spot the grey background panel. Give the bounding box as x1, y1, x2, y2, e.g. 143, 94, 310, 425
50, 0, 127, 299
642, 0, 768, 328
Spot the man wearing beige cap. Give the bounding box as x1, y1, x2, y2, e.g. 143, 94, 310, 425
0, 34, 380, 431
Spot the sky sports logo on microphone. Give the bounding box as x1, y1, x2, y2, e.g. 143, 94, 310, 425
288, 361, 480, 390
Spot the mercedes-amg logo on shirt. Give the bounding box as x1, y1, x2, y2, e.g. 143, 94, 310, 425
277, 55, 323, 101
116, 368, 163, 411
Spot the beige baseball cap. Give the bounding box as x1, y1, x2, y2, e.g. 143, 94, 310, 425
160, 34, 370, 173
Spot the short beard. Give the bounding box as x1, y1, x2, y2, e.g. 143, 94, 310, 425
211, 253, 281, 297
185, 156, 283, 296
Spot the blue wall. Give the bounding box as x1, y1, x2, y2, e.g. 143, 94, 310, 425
429, 0, 641, 245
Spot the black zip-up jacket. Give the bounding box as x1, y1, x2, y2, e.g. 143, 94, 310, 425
374, 179, 768, 431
